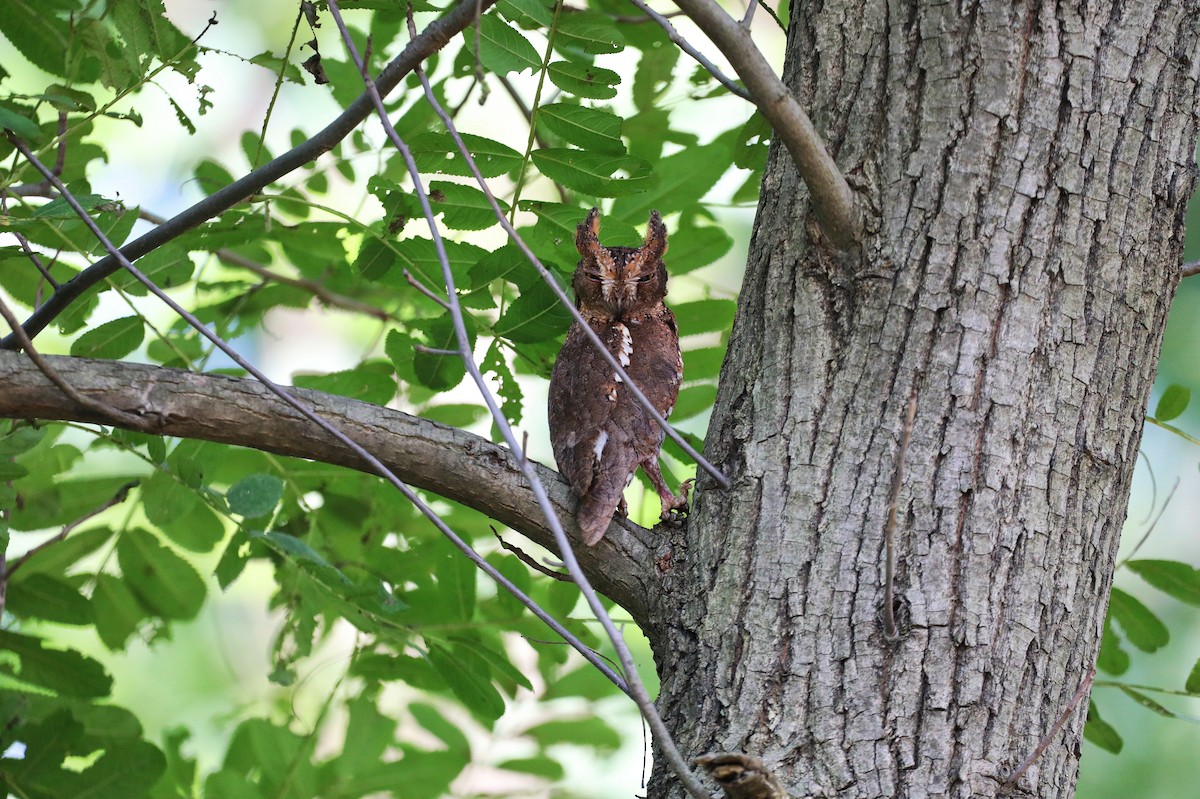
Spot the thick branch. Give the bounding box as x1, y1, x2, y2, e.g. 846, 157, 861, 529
0, 0, 497, 351
0, 351, 657, 624
671, 0, 861, 249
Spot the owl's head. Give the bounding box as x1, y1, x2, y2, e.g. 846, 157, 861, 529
572, 207, 669, 319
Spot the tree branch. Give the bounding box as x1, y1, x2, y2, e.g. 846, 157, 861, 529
0, 351, 658, 625
670, 0, 862, 249
627, 0, 752, 101
0, 0, 498, 351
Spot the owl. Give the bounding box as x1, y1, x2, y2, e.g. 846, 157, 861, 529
548, 208, 691, 546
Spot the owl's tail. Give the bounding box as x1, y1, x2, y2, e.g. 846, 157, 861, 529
576, 493, 619, 546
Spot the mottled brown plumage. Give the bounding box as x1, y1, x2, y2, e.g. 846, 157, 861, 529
548, 208, 690, 546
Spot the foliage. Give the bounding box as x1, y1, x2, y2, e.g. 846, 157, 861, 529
0, 1, 745, 796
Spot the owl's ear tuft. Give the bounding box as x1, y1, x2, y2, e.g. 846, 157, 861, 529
576, 207, 602, 257
642, 210, 668, 261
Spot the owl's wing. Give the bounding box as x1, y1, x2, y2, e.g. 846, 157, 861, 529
549, 323, 633, 492
548, 322, 645, 544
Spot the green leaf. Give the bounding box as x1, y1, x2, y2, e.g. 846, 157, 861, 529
226, 473, 285, 518
140, 468, 223, 552
525, 716, 621, 752
481, 340, 524, 425
0, 422, 46, 456
429, 181, 509, 230
499, 756, 564, 780
6, 574, 91, 625
451, 636, 534, 691
1154, 384, 1190, 421
408, 131, 523, 178
109, 245, 194, 294
546, 60, 621, 99
69, 316, 145, 359
409, 702, 471, 755
221, 718, 317, 799
555, 12, 624, 55
537, 103, 625, 154
0, 630, 112, 698
388, 236, 488, 291
73, 740, 167, 799
683, 346, 726, 381
1186, 657, 1200, 694
10, 477, 139, 531
1108, 586, 1169, 652
1083, 701, 1123, 754
532, 148, 651, 197
91, 573, 147, 650
671, 384, 718, 421
32, 193, 113, 220
1118, 685, 1175, 717
1127, 559, 1200, 606
499, 0, 555, 27
0, 461, 29, 481
413, 315, 474, 390
338, 695, 396, 775
293, 362, 398, 406
421, 403, 486, 427
493, 278, 572, 343
354, 236, 398, 280
612, 131, 737, 219
667, 225, 735, 273
0, 102, 43, 141
14, 526, 115, 577
117, 528, 206, 620
632, 32, 679, 110
673, 299, 737, 337
476, 13, 542, 74
1096, 623, 1129, 676
0, 0, 72, 78
427, 644, 505, 723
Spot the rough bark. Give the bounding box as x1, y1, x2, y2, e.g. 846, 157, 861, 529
0, 352, 657, 622
650, 2, 1200, 798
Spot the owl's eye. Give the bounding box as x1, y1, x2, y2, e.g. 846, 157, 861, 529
585, 272, 605, 282
635, 274, 654, 283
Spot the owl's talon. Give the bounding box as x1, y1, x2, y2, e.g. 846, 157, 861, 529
658, 478, 693, 527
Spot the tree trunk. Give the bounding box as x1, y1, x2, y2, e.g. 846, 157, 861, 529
649, 2, 1200, 797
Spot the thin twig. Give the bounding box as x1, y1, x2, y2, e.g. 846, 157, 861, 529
1182, 259, 1200, 277
6, 481, 139, 578
403, 268, 451, 309
491, 526, 571, 581
1114, 477, 1179, 571
612, 9, 686, 23
626, 0, 751, 101
7, 131, 631, 701
1001, 667, 1096, 790
0, 0, 500, 351
882, 387, 917, 640
741, 0, 759, 27
756, 0, 786, 32
0, 294, 148, 430
0, 192, 59, 288
413, 345, 459, 356
670, 0, 861, 248
15, 233, 57, 287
